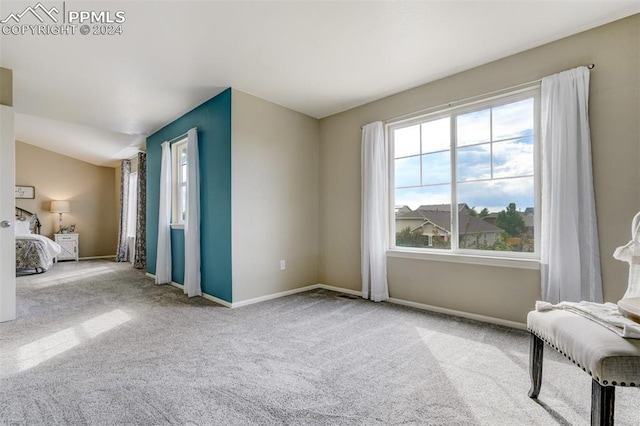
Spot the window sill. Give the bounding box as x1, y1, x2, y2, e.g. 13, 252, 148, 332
170, 223, 184, 230
387, 248, 540, 270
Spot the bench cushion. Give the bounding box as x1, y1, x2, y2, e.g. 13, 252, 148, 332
527, 310, 640, 386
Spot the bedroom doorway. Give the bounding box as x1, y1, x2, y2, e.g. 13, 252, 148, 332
0, 102, 17, 322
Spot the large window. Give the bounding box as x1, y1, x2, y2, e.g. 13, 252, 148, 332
126, 171, 138, 238
391, 89, 538, 257
171, 139, 188, 225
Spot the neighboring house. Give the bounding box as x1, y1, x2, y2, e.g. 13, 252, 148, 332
395, 205, 412, 215
522, 207, 534, 237
483, 207, 534, 237
482, 212, 498, 226
395, 204, 503, 248
416, 203, 465, 214
458, 213, 504, 249
395, 209, 451, 247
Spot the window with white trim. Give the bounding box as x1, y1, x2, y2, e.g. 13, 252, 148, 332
390, 88, 539, 257
171, 139, 188, 226
126, 171, 138, 238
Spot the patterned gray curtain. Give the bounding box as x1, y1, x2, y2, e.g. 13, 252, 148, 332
133, 152, 147, 269
115, 160, 131, 262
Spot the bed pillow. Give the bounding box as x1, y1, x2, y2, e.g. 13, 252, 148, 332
15, 219, 32, 236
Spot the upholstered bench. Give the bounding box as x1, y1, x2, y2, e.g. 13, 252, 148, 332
527, 309, 640, 425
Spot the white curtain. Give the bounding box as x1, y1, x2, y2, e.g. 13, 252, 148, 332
126, 172, 138, 264
361, 121, 389, 302
115, 160, 131, 262
155, 141, 172, 284
183, 128, 201, 297
127, 173, 138, 239
540, 66, 602, 303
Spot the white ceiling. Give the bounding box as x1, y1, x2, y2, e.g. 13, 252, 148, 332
2, 0, 639, 167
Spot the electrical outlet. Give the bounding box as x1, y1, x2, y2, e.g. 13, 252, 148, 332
280, 260, 286, 270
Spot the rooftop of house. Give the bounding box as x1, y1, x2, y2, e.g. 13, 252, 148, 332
415, 203, 469, 213
396, 208, 503, 235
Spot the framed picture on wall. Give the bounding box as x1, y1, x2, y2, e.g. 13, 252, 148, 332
15, 185, 35, 199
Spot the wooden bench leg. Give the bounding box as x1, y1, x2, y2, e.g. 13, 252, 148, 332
591, 379, 615, 426
528, 332, 544, 398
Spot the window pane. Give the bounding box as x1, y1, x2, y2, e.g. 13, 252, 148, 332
181, 164, 187, 182
422, 151, 450, 185
395, 185, 451, 249
395, 185, 451, 209
493, 98, 534, 140
457, 109, 490, 146
457, 144, 491, 182
493, 137, 534, 178
179, 186, 187, 221
457, 178, 534, 221
421, 117, 450, 153
394, 125, 420, 158
395, 156, 421, 188
392, 91, 537, 256
126, 174, 138, 238
457, 178, 534, 252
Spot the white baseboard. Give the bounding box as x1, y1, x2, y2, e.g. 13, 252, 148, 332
200, 292, 233, 308
386, 297, 527, 330
231, 285, 319, 308
140, 275, 353, 309
316, 284, 361, 297
167, 281, 233, 308
80, 255, 116, 260
144, 272, 233, 308
313, 283, 525, 329
140, 273, 525, 329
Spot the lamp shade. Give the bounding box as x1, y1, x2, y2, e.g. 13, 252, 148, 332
50, 200, 70, 213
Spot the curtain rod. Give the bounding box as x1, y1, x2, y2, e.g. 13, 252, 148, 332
127, 150, 146, 161
362, 63, 595, 128
165, 127, 198, 145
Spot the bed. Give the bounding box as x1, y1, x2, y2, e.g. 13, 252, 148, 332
15, 207, 62, 274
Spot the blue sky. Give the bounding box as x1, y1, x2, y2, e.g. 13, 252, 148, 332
393, 98, 535, 213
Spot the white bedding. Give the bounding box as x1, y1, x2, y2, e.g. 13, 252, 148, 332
16, 232, 62, 272
17, 234, 62, 258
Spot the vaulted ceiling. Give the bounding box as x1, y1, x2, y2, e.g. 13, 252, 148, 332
2, 1, 638, 167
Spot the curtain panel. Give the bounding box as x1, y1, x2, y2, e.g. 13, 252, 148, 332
540, 66, 603, 303
155, 142, 172, 284
115, 159, 131, 262
134, 152, 147, 269
183, 128, 202, 297
361, 121, 389, 302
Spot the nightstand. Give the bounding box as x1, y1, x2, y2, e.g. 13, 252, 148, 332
54, 233, 79, 262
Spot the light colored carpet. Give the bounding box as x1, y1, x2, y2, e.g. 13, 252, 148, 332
1, 260, 638, 425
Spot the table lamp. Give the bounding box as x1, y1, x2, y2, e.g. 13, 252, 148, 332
50, 200, 70, 233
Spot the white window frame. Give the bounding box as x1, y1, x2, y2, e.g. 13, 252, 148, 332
171, 138, 188, 228
387, 87, 541, 269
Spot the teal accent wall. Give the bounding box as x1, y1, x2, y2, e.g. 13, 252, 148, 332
146, 89, 232, 302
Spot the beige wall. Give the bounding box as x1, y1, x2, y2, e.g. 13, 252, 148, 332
318, 15, 640, 323
15, 141, 119, 257
0, 67, 12, 107
231, 89, 320, 302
